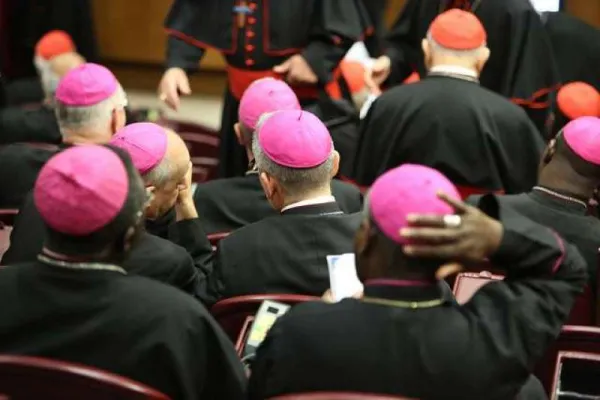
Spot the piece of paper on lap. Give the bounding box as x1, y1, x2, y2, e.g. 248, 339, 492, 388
327, 253, 364, 302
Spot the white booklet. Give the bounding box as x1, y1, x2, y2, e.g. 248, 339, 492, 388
326, 253, 364, 302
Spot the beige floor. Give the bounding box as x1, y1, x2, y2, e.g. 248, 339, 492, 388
126, 89, 224, 130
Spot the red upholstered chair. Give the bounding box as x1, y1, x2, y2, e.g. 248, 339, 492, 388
0, 355, 170, 399
160, 120, 220, 183
268, 393, 415, 400
0, 209, 18, 263
211, 294, 318, 342
536, 326, 600, 394
550, 351, 600, 400
452, 271, 504, 304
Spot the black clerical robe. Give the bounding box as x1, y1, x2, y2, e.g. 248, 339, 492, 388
193, 174, 362, 235
248, 198, 587, 400
385, 0, 560, 135
0, 143, 58, 209
165, 0, 369, 178
469, 190, 600, 289
1, 194, 201, 296
0, 105, 61, 145
351, 75, 544, 195
0, 261, 246, 400
542, 12, 600, 91
171, 202, 362, 306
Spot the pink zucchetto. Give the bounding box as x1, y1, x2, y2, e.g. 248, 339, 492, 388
238, 78, 301, 130
563, 116, 600, 165
110, 123, 168, 175
257, 110, 333, 168
369, 164, 461, 244
55, 63, 118, 106
34, 146, 129, 236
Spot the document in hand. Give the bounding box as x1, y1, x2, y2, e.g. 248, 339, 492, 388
327, 253, 364, 302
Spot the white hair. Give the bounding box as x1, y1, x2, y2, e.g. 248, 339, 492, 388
54, 85, 128, 132
426, 31, 486, 59
252, 113, 335, 195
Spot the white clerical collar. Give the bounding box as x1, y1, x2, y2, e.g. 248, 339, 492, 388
429, 65, 478, 79
281, 196, 336, 213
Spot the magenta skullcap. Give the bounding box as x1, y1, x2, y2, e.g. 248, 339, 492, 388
109, 123, 168, 175
563, 116, 600, 165
55, 63, 118, 106
239, 78, 301, 130
369, 164, 461, 244
257, 110, 332, 168
34, 146, 129, 236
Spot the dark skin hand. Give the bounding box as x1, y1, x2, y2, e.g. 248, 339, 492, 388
400, 193, 504, 264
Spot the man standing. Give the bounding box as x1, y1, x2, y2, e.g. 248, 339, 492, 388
159, 0, 369, 178
369, 0, 559, 135
352, 10, 544, 196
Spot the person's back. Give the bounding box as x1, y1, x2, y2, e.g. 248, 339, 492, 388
249, 164, 586, 400
0, 262, 244, 399
353, 10, 544, 192
193, 175, 362, 234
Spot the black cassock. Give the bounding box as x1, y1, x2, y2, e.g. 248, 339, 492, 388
164, 0, 369, 178
170, 202, 362, 306
193, 173, 362, 235
469, 190, 600, 289
542, 12, 600, 91
248, 198, 587, 400
384, 0, 560, 135
2, 194, 201, 297
0, 105, 61, 145
351, 75, 545, 194
0, 261, 246, 400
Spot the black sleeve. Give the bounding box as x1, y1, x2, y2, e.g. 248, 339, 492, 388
168, 218, 224, 306
302, 0, 369, 84
361, 0, 387, 57
166, 36, 206, 73
1, 194, 44, 265
0, 107, 61, 145
383, 0, 421, 85
460, 196, 587, 383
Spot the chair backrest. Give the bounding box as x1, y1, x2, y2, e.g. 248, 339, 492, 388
211, 294, 318, 342
550, 351, 600, 400
268, 393, 415, 400
0, 355, 170, 400
0, 209, 18, 263
535, 325, 600, 394
452, 271, 504, 304
160, 120, 220, 183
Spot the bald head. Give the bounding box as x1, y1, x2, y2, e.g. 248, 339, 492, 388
49, 53, 85, 77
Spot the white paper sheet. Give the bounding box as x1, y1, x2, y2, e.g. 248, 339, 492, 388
327, 253, 364, 302
529, 0, 560, 12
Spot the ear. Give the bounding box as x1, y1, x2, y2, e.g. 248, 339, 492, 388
477, 47, 491, 71
146, 185, 156, 196
421, 39, 429, 58
330, 151, 340, 178
111, 108, 126, 135
259, 172, 274, 199
234, 123, 244, 146
354, 218, 371, 256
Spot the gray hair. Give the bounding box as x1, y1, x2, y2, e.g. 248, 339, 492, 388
54, 85, 128, 132
252, 113, 335, 196
426, 31, 486, 59
143, 157, 173, 188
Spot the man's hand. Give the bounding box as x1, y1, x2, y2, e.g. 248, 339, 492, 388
321, 288, 363, 304
367, 55, 391, 87
273, 55, 318, 86
175, 162, 198, 221
158, 68, 191, 111
400, 193, 504, 263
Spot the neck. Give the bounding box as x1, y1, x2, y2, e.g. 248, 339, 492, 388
62, 129, 111, 145
538, 164, 596, 200
429, 59, 479, 76
42, 247, 112, 264
281, 186, 333, 209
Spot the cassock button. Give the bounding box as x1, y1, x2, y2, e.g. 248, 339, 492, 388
248, 16, 257, 25
245, 59, 255, 66
249, 2, 257, 10
247, 31, 255, 38
246, 44, 255, 52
